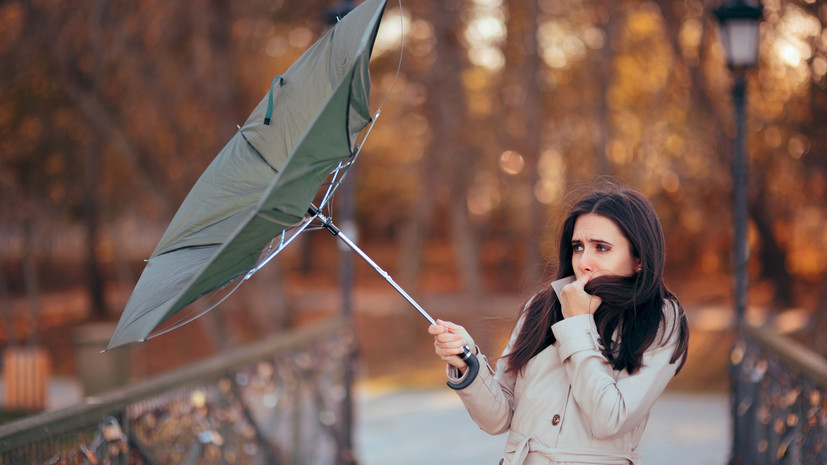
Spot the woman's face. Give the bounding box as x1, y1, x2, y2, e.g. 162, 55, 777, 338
571, 213, 640, 281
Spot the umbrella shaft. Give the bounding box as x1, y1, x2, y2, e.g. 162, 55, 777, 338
312, 209, 436, 326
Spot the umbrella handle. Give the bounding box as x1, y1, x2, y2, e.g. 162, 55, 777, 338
446, 345, 480, 390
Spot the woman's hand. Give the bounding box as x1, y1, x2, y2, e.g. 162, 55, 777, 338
559, 273, 602, 318
428, 319, 476, 373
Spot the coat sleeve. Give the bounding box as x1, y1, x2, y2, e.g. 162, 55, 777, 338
550, 301, 683, 440
447, 316, 523, 435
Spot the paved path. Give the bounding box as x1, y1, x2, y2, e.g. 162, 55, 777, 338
355, 387, 730, 465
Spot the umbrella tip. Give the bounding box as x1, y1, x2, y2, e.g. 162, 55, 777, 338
324, 0, 355, 25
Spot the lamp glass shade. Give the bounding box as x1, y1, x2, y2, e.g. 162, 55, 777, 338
718, 18, 761, 68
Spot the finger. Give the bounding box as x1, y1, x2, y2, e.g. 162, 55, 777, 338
562, 277, 584, 295
434, 342, 464, 359
561, 281, 582, 298
438, 320, 467, 334
434, 335, 457, 347
444, 356, 467, 370
435, 334, 466, 349
439, 341, 467, 354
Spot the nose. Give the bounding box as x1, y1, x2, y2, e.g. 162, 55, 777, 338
578, 250, 593, 274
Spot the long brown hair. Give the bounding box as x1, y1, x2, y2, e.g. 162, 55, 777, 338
504, 185, 689, 375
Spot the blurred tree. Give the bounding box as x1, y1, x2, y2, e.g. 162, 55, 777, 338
501, 0, 544, 287
431, 0, 483, 296
0, 262, 16, 345
397, 0, 438, 290
0, 0, 320, 335
744, 0, 826, 306
591, 0, 619, 177
397, 0, 483, 296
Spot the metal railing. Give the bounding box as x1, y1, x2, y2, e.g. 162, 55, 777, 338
0, 318, 356, 465
730, 322, 827, 465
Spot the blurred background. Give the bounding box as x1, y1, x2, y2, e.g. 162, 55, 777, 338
0, 0, 825, 460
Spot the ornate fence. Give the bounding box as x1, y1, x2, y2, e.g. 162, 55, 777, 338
0, 318, 356, 465
730, 323, 827, 464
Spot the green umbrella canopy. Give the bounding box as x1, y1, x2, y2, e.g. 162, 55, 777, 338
107, 0, 387, 350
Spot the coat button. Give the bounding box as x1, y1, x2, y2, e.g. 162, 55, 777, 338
552, 414, 561, 425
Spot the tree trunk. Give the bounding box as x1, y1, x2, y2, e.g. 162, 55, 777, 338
499, 0, 546, 289
749, 186, 793, 307
84, 138, 109, 321
0, 257, 18, 345
594, 0, 618, 178
22, 219, 40, 346
246, 259, 292, 335
519, 0, 545, 288
397, 0, 433, 291
398, 131, 438, 291
63, 81, 173, 216
428, 1, 482, 296
399, 0, 484, 295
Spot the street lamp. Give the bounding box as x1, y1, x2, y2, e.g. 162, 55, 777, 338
714, 2, 762, 464
714, 0, 764, 69
714, 0, 763, 323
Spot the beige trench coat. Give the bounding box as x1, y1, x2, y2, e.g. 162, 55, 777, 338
448, 281, 683, 465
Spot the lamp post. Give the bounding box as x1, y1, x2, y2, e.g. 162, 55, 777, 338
323, 5, 358, 465
714, 0, 762, 323
714, 2, 762, 464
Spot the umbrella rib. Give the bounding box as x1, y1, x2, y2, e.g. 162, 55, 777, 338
247, 214, 314, 277
155, 243, 223, 257
255, 210, 306, 228
142, 275, 247, 341
238, 128, 280, 175
344, 69, 355, 157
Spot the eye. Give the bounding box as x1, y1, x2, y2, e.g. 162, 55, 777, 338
596, 243, 611, 252
572, 242, 584, 252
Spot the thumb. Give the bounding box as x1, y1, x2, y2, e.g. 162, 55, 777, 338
575, 273, 591, 287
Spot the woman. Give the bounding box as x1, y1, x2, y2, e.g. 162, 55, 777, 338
430, 184, 690, 465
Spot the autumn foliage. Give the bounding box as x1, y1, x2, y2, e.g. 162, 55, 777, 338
0, 0, 826, 352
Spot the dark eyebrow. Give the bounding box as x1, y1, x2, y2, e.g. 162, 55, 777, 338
588, 238, 613, 246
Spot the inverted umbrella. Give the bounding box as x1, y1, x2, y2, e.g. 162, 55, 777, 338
107, 0, 477, 388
